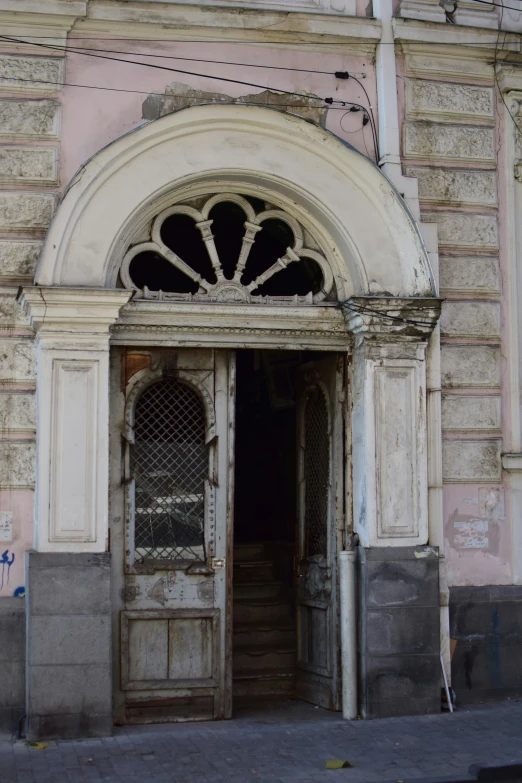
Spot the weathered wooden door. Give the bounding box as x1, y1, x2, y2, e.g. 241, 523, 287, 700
110, 348, 235, 724
296, 355, 345, 710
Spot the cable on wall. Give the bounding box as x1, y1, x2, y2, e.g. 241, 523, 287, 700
0, 35, 353, 107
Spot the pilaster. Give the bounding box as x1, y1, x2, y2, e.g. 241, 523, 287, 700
344, 296, 441, 549
497, 67, 522, 586
19, 287, 132, 553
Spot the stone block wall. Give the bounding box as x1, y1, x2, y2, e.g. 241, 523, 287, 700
450, 586, 522, 703
0, 44, 63, 603
358, 546, 440, 719
401, 54, 508, 587
0, 597, 25, 733
26, 552, 112, 740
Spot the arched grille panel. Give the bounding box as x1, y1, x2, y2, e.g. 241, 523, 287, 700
304, 387, 329, 558
132, 379, 207, 562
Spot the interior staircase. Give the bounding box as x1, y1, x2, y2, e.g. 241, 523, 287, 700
233, 542, 297, 702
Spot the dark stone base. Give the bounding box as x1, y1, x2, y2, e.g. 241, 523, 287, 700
358, 546, 441, 719
26, 551, 112, 741
0, 597, 25, 733
450, 585, 522, 705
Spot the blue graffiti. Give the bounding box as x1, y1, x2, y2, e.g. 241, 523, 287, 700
13, 586, 25, 598
0, 550, 14, 590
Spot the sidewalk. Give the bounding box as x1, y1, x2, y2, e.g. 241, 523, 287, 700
1, 699, 521, 783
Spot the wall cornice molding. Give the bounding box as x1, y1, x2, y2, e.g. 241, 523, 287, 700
496, 63, 522, 94
502, 453, 522, 472
394, 18, 522, 54
19, 286, 133, 335
0, 4, 87, 41
69, 7, 380, 48
112, 299, 352, 350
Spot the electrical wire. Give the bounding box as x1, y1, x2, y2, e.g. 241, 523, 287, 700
0, 73, 371, 112
0, 34, 350, 106
343, 73, 378, 161
0, 33, 380, 153
0, 39, 365, 77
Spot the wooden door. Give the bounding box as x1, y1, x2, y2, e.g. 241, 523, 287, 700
296, 354, 345, 710
110, 348, 235, 724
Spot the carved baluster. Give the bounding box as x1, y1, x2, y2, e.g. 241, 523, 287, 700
245, 247, 300, 293
196, 219, 225, 282
233, 221, 263, 283
160, 245, 211, 293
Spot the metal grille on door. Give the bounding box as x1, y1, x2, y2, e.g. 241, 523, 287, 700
132, 379, 207, 562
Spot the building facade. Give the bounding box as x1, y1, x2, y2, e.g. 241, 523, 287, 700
0, 0, 521, 740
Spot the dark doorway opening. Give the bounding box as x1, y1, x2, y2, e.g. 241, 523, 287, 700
234, 350, 298, 545
232, 350, 302, 709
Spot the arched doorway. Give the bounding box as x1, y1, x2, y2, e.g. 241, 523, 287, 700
20, 104, 441, 737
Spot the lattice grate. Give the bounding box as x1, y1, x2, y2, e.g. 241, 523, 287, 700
132, 379, 207, 562
304, 387, 329, 558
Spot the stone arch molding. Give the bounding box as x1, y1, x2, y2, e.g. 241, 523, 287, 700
35, 104, 434, 298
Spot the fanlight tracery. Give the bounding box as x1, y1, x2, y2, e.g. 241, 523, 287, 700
120, 193, 335, 304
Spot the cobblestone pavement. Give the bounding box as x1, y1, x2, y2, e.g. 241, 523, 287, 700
1, 700, 521, 783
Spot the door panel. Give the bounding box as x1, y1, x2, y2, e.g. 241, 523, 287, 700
110, 348, 235, 724
296, 354, 345, 710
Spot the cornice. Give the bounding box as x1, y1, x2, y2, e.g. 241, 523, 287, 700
502, 453, 522, 473
19, 286, 133, 334
111, 299, 351, 348
0, 0, 383, 51
0, 3, 87, 40
394, 17, 522, 56
496, 63, 522, 94
343, 296, 442, 341
0, 0, 87, 15
71, 2, 381, 49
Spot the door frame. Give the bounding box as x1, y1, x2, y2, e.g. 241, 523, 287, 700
109, 341, 351, 723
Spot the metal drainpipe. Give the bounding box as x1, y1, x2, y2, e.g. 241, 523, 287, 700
338, 549, 357, 719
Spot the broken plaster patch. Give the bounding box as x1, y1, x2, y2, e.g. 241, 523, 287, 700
142, 82, 327, 125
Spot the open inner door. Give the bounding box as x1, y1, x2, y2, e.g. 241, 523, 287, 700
296, 355, 345, 710
111, 348, 235, 724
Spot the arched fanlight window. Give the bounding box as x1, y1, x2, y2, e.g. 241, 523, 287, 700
304, 386, 329, 558
120, 193, 335, 305
132, 379, 207, 563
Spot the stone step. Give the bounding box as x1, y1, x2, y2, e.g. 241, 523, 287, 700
233, 599, 293, 626
233, 624, 296, 650
234, 543, 266, 562
233, 646, 296, 674
233, 581, 282, 600
233, 561, 275, 583
232, 670, 296, 698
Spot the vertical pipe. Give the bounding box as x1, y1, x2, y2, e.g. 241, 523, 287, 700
339, 549, 357, 720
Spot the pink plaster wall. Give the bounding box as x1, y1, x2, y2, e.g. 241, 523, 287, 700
57, 38, 518, 590
444, 484, 511, 586
397, 54, 513, 587
0, 490, 33, 598
60, 39, 377, 189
